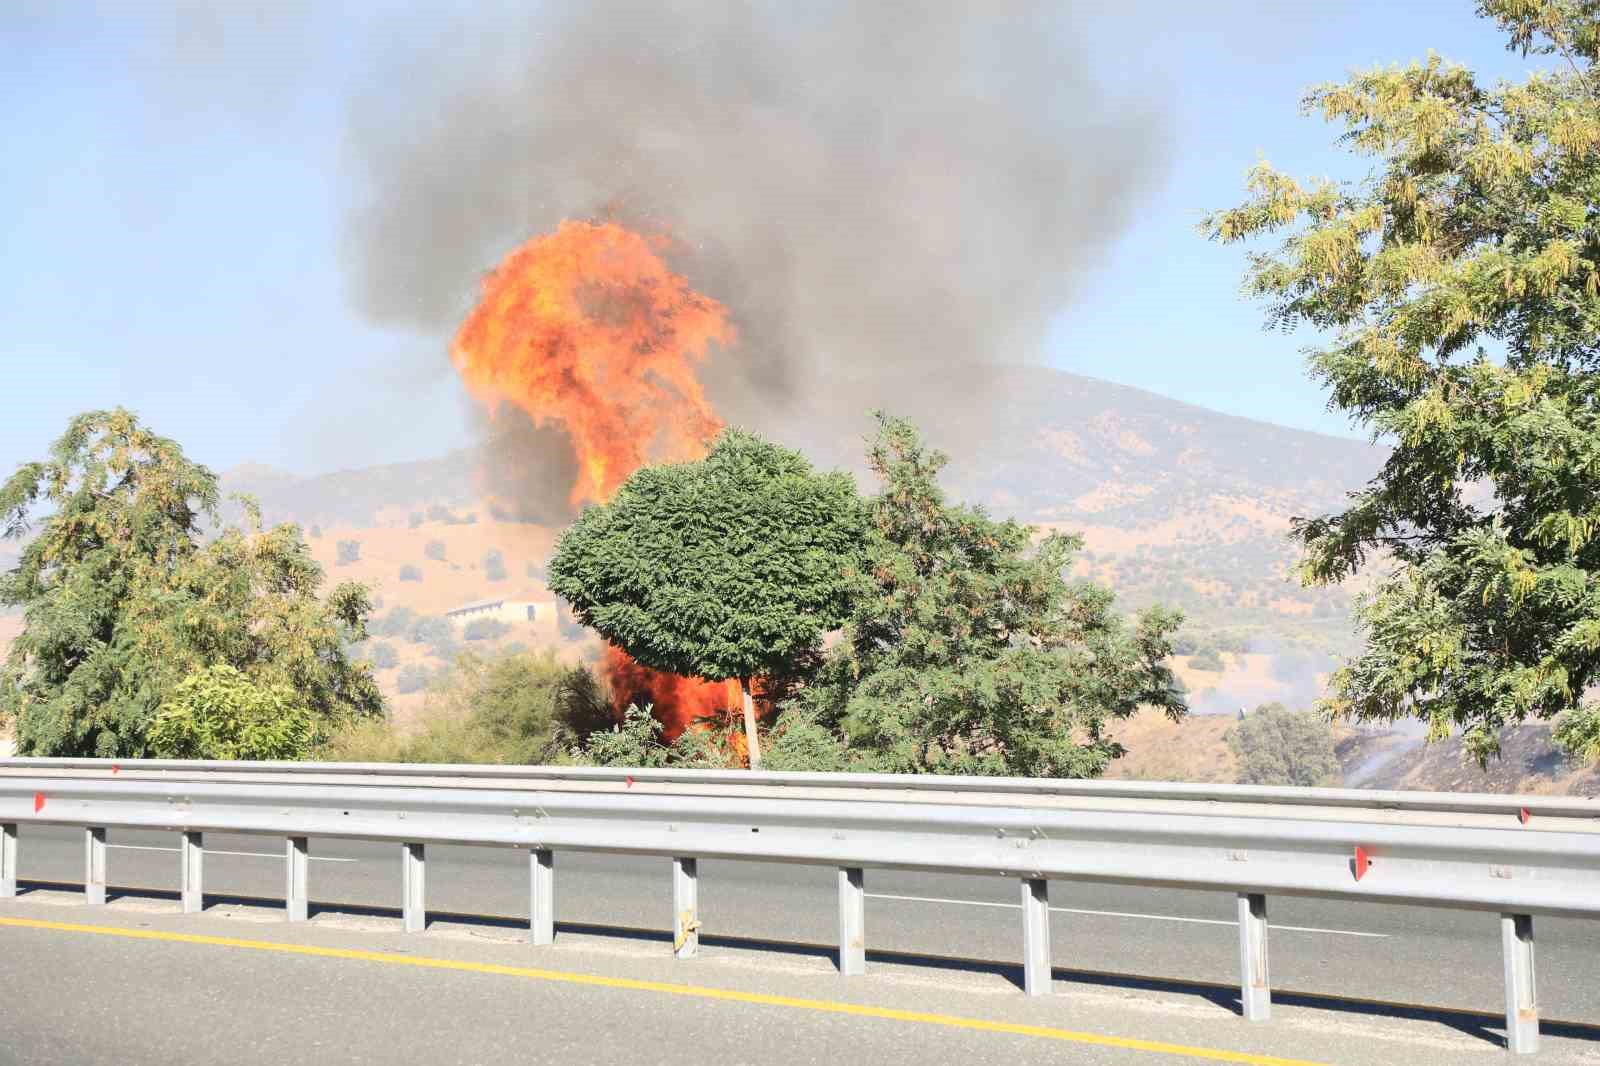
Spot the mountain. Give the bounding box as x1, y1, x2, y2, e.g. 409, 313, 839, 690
217, 365, 1383, 715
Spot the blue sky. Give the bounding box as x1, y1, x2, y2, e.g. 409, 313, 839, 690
1, 3, 1541, 477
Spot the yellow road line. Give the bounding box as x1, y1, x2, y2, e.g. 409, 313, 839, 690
0, 915, 1326, 1066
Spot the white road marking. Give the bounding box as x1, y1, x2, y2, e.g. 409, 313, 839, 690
107, 844, 357, 863
865, 892, 1388, 939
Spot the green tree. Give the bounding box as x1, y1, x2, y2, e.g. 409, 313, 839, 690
788, 415, 1185, 777
336, 539, 361, 565
549, 428, 866, 768
0, 410, 382, 756
1205, 2, 1600, 763
147, 664, 316, 761
1226, 703, 1341, 787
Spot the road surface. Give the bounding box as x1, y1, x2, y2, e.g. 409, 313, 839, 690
2, 824, 1598, 1064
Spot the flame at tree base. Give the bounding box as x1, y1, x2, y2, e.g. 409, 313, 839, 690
601, 645, 746, 753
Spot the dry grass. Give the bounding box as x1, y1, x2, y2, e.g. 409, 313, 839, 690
1102, 708, 1239, 783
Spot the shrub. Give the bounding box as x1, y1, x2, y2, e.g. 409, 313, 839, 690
409, 615, 457, 659
396, 664, 431, 695
336, 539, 361, 566
399, 564, 423, 582
1226, 703, 1339, 787
463, 618, 512, 642
762, 709, 850, 772
365, 641, 399, 669
1188, 648, 1225, 672
308, 524, 322, 539
371, 607, 418, 638
408, 512, 424, 529
424, 540, 446, 561
484, 549, 508, 582
425, 504, 456, 524
146, 664, 316, 760
322, 649, 610, 764
582, 704, 669, 767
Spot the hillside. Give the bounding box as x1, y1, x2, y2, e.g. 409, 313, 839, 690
223, 365, 1381, 714
0, 366, 1421, 768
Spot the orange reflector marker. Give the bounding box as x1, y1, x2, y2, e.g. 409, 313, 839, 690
1353, 846, 1371, 881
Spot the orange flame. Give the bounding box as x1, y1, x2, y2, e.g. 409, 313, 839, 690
451, 220, 733, 508
450, 220, 745, 748
601, 645, 743, 744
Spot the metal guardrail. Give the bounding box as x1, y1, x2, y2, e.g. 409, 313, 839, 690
8, 757, 1600, 830
2, 763, 1598, 1054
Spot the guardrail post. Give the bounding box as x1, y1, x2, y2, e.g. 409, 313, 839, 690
1501, 913, 1538, 1054
180, 831, 204, 914
672, 857, 699, 959
402, 843, 426, 933
285, 837, 309, 922
1020, 877, 1051, 996
837, 866, 866, 976
529, 848, 554, 946
84, 827, 107, 905
1, 822, 16, 897
1237, 892, 1270, 1021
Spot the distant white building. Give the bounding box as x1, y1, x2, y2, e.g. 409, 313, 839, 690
445, 596, 554, 626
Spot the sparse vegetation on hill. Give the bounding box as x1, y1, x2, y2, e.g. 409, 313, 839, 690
484, 549, 507, 582
464, 618, 511, 642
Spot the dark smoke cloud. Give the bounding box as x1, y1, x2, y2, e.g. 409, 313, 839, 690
339, 1, 1173, 503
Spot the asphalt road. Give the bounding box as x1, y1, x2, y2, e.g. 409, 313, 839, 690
3, 823, 1599, 1064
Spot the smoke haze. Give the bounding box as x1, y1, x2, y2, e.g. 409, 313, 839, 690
339, 1, 1172, 505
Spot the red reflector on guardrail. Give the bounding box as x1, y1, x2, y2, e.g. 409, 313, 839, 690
1353, 846, 1371, 881
1519, 807, 1530, 825
34, 792, 45, 812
